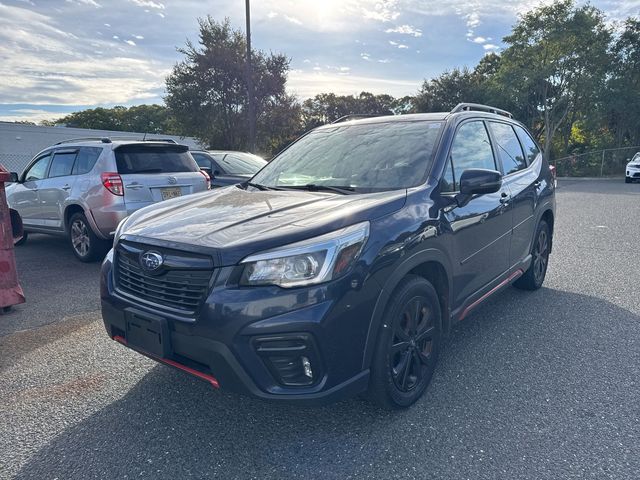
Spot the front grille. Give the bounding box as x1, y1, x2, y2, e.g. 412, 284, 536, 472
115, 246, 213, 315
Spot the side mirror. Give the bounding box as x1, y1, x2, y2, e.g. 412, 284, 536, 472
9, 172, 19, 183
455, 169, 502, 207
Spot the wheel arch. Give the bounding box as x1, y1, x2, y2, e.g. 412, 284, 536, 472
362, 248, 453, 370
64, 204, 86, 233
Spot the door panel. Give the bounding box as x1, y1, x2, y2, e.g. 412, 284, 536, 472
440, 120, 512, 307
11, 153, 52, 225
39, 150, 77, 229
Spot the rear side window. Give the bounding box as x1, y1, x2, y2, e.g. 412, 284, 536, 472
192, 153, 211, 169
490, 122, 527, 175
514, 126, 540, 166
221, 153, 265, 175
49, 151, 77, 178
444, 121, 496, 191
114, 145, 199, 174
73, 147, 102, 175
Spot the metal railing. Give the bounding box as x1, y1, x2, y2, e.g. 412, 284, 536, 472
552, 146, 640, 177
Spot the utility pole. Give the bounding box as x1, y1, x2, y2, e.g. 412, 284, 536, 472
245, 0, 256, 153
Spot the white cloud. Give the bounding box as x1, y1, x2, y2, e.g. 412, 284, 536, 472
389, 40, 409, 49
66, 0, 101, 7
125, 40, 136, 46
284, 15, 302, 25
384, 24, 422, 37
289, 70, 420, 98
103, 23, 111, 27
129, 0, 164, 10
0, 109, 72, 123
266, 11, 278, 19
398, 44, 409, 49
362, 0, 400, 22
112, 35, 119, 39
133, 35, 144, 40
472, 36, 487, 43
360, 52, 371, 61
483, 43, 499, 50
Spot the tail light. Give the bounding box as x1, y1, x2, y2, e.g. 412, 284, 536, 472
199, 169, 211, 190
101, 172, 124, 196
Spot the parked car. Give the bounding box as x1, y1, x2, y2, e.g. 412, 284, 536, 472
101, 104, 556, 409
7, 138, 210, 262
191, 150, 267, 187
625, 152, 640, 183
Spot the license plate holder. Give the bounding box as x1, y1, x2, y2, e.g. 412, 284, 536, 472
161, 187, 182, 201
125, 310, 170, 358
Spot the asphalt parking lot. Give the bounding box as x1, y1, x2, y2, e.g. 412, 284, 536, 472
1, 179, 639, 479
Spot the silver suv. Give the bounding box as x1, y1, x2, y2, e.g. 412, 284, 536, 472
7, 138, 210, 261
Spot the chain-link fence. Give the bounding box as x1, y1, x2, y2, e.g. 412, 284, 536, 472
0, 153, 33, 174
552, 146, 640, 177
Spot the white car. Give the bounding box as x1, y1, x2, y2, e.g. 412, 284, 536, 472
626, 152, 640, 183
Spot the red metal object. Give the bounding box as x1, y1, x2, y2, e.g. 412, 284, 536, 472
0, 164, 25, 310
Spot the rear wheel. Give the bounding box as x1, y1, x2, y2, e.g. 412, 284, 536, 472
514, 220, 550, 291
68, 212, 109, 262
368, 275, 441, 409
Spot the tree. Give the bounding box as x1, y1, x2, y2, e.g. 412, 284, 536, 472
495, 0, 611, 159
165, 17, 294, 154
48, 105, 179, 134
301, 92, 400, 130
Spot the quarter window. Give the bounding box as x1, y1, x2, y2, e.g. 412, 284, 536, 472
24, 154, 52, 181
514, 125, 540, 166
73, 147, 102, 175
490, 122, 527, 175
192, 153, 212, 170
443, 121, 496, 191
49, 151, 77, 178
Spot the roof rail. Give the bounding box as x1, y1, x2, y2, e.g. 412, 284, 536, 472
451, 103, 513, 119
331, 114, 379, 124
53, 136, 178, 146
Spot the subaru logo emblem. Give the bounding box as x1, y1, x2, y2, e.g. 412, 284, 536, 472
140, 251, 163, 271
167, 176, 178, 185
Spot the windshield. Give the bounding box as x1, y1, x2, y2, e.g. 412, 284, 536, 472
115, 145, 199, 174
251, 120, 443, 191
216, 152, 266, 175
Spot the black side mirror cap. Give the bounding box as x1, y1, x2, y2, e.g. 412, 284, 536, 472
9, 172, 19, 183
455, 168, 502, 207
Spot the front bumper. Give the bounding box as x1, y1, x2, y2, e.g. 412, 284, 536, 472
626, 168, 640, 179
100, 250, 377, 405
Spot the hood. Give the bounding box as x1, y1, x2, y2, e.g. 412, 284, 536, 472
121, 185, 407, 265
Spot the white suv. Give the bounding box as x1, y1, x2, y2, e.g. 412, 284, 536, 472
7, 138, 210, 261
626, 152, 640, 183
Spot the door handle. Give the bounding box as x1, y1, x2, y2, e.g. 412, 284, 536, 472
499, 192, 511, 204
534, 180, 542, 189
62, 185, 71, 191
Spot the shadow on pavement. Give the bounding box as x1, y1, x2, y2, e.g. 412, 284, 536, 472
15, 287, 640, 479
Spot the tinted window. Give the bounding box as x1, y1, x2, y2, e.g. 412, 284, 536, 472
73, 147, 102, 175
514, 125, 540, 166
192, 153, 212, 169
252, 121, 443, 191
490, 122, 527, 174
24, 154, 52, 181
49, 151, 77, 178
219, 153, 266, 175
115, 145, 199, 174
446, 121, 496, 191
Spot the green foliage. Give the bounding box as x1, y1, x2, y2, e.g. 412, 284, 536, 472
49, 105, 178, 134
165, 16, 295, 155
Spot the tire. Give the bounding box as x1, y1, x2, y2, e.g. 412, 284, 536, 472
14, 231, 28, 246
514, 220, 550, 291
368, 275, 442, 409
68, 212, 110, 262
625, 177, 631, 183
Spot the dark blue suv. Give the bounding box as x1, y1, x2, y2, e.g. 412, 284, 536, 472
100, 104, 556, 409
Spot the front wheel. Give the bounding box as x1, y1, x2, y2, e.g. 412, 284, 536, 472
68, 212, 110, 262
368, 275, 442, 409
514, 219, 550, 291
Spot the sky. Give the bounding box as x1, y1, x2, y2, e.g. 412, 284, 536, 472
0, 0, 637, 123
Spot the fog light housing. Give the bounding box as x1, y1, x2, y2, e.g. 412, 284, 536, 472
253, 334, 322, 387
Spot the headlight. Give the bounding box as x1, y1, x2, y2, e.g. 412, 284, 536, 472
240, 221, 370, 288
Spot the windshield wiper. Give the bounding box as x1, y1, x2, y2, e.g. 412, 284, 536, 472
282, 184, 357, 195
245, 182, 285, 191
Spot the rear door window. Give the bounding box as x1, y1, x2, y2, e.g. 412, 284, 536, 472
73, 147, 102, 175
115, 145, 199, 174
490, 122, 527, 174
514, 126, 540, 166
48, 151, 77, 178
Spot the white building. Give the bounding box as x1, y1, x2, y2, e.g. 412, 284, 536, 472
0, 122, 203, 173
